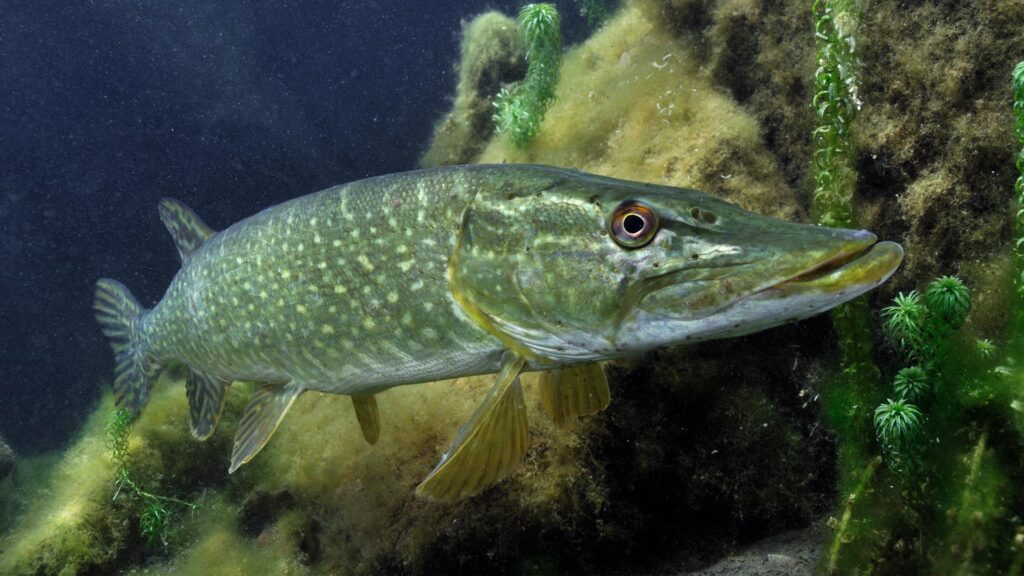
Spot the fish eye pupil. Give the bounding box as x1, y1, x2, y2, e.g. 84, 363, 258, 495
623, 213, 646, 235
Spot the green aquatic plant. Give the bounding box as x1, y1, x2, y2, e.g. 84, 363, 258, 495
876, 276, 969, 468
873, 399, 922, 448
106, 407, 198, 546
1013, 61, 1024, 321
882, 290, 924, 357
882, 276, 970, 369
811, 0, 862, 228
892, 365, 929, 402
493, 3, 562, 147
924, 274, 971, 330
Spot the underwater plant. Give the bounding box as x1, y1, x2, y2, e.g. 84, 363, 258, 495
882, 276, 970, 370
1013, 61, 1024, 328
493, 3, 562, 147
892, 365, 928, 401
875, 276, 969, 465
811, 0, 862, 229
106, 407, 197, 546
873, 399, 922, 451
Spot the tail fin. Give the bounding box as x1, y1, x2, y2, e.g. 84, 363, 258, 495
94, 279, 155, 415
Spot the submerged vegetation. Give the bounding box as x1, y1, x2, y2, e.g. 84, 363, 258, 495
106, 407, 198, 546
492, 3, 562, 147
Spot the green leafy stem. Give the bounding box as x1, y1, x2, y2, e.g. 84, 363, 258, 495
106, 408, 198, 546
493, 3, 563, 148
811, 0, 862, 228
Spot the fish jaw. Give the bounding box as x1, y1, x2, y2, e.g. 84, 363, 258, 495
620, 239, 904, 352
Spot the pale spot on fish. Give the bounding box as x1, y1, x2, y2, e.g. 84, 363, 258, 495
387, 292, 399, 304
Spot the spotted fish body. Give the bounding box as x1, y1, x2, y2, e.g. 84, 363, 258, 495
95, 164, 904, 500
147, 168, 506, 396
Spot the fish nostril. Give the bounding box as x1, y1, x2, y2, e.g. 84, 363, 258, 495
689, 207, 718, 224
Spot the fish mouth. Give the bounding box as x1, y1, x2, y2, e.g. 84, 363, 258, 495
765, 239, 904, 296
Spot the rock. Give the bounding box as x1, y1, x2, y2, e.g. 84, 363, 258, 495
680, 523, 825, 576
419, 11, 526, 167
239, 489, 297, 538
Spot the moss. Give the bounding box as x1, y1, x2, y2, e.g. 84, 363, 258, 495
0, 378, 245, 574
126, 495, 313, 576
472, 2, 801, 221
419, 12, 525, 168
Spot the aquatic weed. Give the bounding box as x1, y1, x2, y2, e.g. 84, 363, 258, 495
892, 365, 929, 402
106, 407, 198, 546
493, 3, 562, 147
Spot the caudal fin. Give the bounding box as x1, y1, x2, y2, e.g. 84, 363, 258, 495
94, 278, 155, 415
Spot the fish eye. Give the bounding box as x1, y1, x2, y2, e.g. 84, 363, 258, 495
610, 201, 659, 248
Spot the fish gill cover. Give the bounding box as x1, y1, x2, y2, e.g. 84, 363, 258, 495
2, 1, 1024, 575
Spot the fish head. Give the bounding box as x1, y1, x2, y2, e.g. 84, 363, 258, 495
452, 167, 903, 363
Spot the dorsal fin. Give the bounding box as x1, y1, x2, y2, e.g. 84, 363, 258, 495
158, 198, 215, 263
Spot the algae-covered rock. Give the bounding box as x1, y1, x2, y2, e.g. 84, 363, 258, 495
0, 381, 245, 575
419, 12, 526, 168
0, 435, 13, 482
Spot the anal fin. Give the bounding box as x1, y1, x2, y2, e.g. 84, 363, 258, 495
351, 395, 381, 445
229, 382, 304, 473
539, 363, 611, 427
416, 352, 528, 501
186, 368, 231, 440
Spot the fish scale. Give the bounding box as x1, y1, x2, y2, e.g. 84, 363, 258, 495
94, 163, 903, 500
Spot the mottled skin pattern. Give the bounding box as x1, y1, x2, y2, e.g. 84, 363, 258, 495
140, 164, 902, 397
97, 163, 903, 497
145, 166, 516, 395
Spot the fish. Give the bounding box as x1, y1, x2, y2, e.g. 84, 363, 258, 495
93, 164, 903, 501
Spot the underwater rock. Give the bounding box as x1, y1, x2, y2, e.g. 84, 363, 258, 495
654, 0, 1024, 294
239, 489, 296, 538
419, 11, 526, 167
679, 523, 824, 575
466, 2, 802, 222
0, 435, 13, 481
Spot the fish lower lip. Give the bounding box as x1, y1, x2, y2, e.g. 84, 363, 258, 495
771, 240, 904, 291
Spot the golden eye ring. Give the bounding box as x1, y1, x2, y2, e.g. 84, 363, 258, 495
610, 201, 659, 248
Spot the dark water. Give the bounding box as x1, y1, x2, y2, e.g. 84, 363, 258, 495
0, 1, 587, 454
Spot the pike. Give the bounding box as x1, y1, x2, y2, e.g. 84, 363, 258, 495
94, 164, 902, 500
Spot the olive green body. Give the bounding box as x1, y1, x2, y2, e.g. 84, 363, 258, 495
144, 166, 527, 395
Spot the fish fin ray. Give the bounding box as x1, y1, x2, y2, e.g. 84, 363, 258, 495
94, 278, 156, 415
229, 382, 303, 473
416, 353, 528, 501
351, 395, 381, 445
158, 198, 216, 263
186, 369, 231, 441
539, 363, 610, 427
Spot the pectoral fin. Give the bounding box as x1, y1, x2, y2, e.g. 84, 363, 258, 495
229, 382, 304, 473
539, 363, 611, 427
186, 368, 231, 441
416, 352, 528, 501
351, 395, 380, 445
